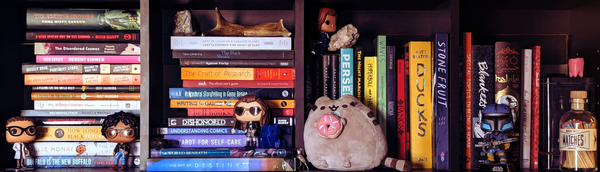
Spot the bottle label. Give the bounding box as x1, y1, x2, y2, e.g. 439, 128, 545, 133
559, 129, 597, 151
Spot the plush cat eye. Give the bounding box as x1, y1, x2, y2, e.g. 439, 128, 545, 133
320, 106, 326, 110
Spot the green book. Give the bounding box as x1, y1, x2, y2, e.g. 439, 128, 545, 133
373, 35, 387, 136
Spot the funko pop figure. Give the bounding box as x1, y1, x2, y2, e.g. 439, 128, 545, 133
478, 104, 518, 165
101, 111, 139, 170
6, 117, 37, 170
317, 7, 337, 54
233, 94, 271, 148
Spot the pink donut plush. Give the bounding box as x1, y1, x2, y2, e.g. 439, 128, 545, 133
317, 113, 343, 139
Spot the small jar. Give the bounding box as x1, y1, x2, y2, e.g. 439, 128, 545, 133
559, 90, 597, 171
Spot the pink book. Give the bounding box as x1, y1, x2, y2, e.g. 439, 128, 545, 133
36, 55, 140, 64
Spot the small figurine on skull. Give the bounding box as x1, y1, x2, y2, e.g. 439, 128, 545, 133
233, 94, 271, 148
479, 104, 518, 166
6, 117, 37, 170
101, 111, 139, 170
317, 7, 338, 54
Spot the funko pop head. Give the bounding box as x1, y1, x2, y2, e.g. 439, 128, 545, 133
318, 7, 337, 33
101, 111, 139, 143
479, 104, 514, 133
232, 94, 271, 131
6, 116, 37, 144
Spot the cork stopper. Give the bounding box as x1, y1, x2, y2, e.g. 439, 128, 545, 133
570, 91, 587, 99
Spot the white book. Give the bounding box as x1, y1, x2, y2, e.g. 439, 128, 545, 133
34, 100, 140, 110
171, 36, 292, 50
29, 142, 140, 156
521, 49, 532, 168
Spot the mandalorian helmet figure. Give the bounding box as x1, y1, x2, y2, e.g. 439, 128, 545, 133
479, 104, 514, 134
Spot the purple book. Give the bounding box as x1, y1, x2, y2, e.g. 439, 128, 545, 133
164, 135, 247, 148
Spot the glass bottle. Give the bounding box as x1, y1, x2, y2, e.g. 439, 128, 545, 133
559, 90, 597, 171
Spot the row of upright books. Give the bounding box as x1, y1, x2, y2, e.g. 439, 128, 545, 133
19, 8, 142, 168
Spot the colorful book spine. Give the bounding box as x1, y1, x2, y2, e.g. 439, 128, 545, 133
163, 135, 248, 148
183, 80, 294, 88
520, 49, 532, 169
170, 99, 294, 109
24, 74, 141, 85
397, 59, 406, 160
354, 46, 364, 101
403, 51, 411, 161
340, 48, 354, 97
180, 59, 294, 68
31, 86, 140, 92
171, 36, 292, 50
330, 54, 340, 99
363, 56, 378, 117
32, 92, 140, 100
26, 8, 141, 30
36, 55, 141, 63
155, 127, 245, 135
34, 42, 140, 55
33, 117, 105, 125
29, 142, 140, 156
167, 117, 293, 127
464, 32, 473, 169
169, 88, 293, 100
322, 54, 331, 98
181, 68, 294, 81
36, 126, 105, 141
386, 46, 397, 159
530, 45, 541, 169
22, 64, 140, 74
21, 110, 140, 117
434, 33, 449, 170
374, 35, 387, 137
151, 148, 292, 158
172, 50, 294, 59
26, 31, 140, 42
188, 108, 294, 117
406, 41, 433, 169
495, 41, 522, 166
25, 156, 140, 168
34, 100, 140, 110
470, 45, 495, 169
146, 158, 294, 171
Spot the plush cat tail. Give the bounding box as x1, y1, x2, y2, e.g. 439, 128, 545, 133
383, 157, 412, 171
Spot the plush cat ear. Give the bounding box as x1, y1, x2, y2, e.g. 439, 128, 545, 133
314, 96, 332, 106
307, 103, 318, 111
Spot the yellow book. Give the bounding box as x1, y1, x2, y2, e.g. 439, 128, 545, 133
406, 41, 433, 169
363, 56, 378, 116
170, 99, 295, 109
180, 67, 295, 80
36, 126, 106, 141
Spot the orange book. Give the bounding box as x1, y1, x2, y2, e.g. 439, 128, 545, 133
31, 92, 140, 100
24, 74, 141, 85
464, 32, 473, 169
180, 68, 295, 80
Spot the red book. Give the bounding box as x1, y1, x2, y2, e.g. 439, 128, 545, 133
531, 45, 541, 169
397, 59, 406, 160
464, 32, 473, 169
182, 80, 294, 88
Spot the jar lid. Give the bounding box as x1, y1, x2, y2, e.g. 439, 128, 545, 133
570, 90, 587, 99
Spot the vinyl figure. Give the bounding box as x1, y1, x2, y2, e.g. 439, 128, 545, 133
233, 94, 271, 148
478, 104, 518, 165
101, 111, 139, 170
317, 7, 337, 54
6, 117, 37, 170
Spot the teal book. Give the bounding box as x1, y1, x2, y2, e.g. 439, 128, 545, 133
340, 48, 354, 96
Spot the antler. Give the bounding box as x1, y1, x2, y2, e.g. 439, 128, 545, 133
201, 7, 292, 37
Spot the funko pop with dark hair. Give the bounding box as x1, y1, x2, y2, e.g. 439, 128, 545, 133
232, 94, 271, 148
101, 111, 139, 170
6, 116, 37, 170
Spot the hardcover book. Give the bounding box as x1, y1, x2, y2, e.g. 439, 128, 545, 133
363, 56, 378, 116
32, 117, 105, 125
340, 48, 354, 97
397, 59, 406, 160
151, 148, 293, 158
23, 64, 140, 74
169, 88, 293, 100
34, 100, 140, 110
470, 45, 495, 169
171, 36, 292, 50
21, 110, 140, 117
180, 68, 295, 81
520, 49, 533, 169
182, 80, 294, 88
322, 54, 331, 98
155, 127, 246, 135
172, 50, 294, 59
354, 46, 364, 101
495, 41, 521, 167
31, 86, 140, 92
330, 54, 340, 99
34, 42, 140, 55
464, 32, 473, 169
25, 156, 140, 168
31, 92, 140, 100
27, 8, 141, 30
36, 55, 141, 63
433, 33, 449, 170
374, 35, 387, 137
25, 74, 141, 86
188, 108, 294, 117
146, 158, 294, 171
170, 99, 294, 109
179, 59, 294, 68
530, 45, 541, 169
35, 126, 105, 141
26, 31, 140, 42
386, 46, 397, 159
29, 142, 140, 156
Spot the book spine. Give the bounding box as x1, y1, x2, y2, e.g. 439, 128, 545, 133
29, 142, 140, 156
170, 99, 294, 109
386, 46, 397, 159
31, 86, 140, 92
464, 32, 473, 169
163, 135, 248, 148
375, 35, 387, 138
24, 74, 141, 85
35, 126, 105, 141
31, 92, 140, 100
23, 64, 141, 74
408, 41, 433, 169
188, 108, 293, 117
36, 55, 141, 63
180, 59, 294, 68
146, 158, 294, 171
26, 31, 140, 42
173, 50, 294, 59
340, 48, 354, 97
34, 100, 140, 110
34, 42, 140, 55
180, 68, 295, 81
322, 54, 331, 98
404, 52, 411, 161
397, 59, 406, 160
152, 148, 292, 158
183, 80, 294, 88
25, 156, 140, 168
26, 8, 141, 30
20, 110, 140, 117
168, 117, 235, 127
330, 54, 340, 99
521, 49, 532, 168
33, 117, 105, 125
470, 45, 495, 169
155, 127, 245, 135
364, 56, 378, 117
169, 88, 293, 100
530, 45, 541, 169
434, 33, 449, 170
495, 41, 522, 167
171, 36, 292, 50
271, 117, 294, 127
354, 46, 364, 101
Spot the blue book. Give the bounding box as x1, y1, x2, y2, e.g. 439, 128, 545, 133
169, 88, 294, 100
151, 148, 292, 158
25, 156, 139, 168
340, 48, 354, 96
155, 127, 293, 135
146, 158, 295, 171
434, 33, 450, 170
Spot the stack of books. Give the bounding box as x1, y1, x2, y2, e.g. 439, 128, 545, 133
146, 36, 296, 171
20, 8, 142, 168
